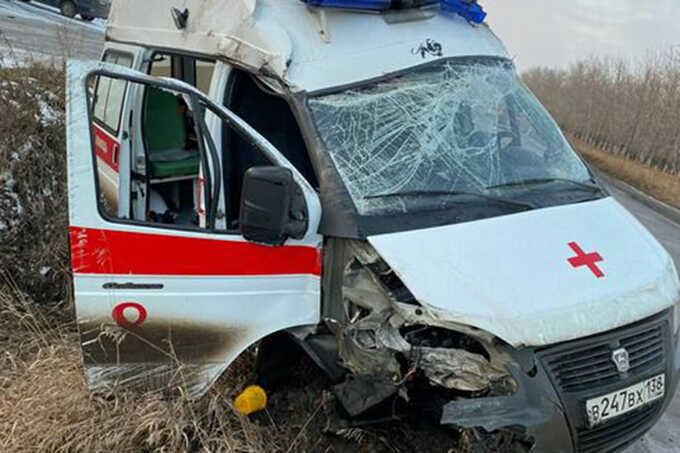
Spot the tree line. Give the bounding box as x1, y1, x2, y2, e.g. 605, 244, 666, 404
523, 50, 680, 175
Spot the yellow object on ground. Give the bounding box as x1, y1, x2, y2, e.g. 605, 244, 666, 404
234, 385, 268, 415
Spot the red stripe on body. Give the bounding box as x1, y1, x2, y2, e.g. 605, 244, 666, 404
69, 227, 322, 276
93, 124, 120, 173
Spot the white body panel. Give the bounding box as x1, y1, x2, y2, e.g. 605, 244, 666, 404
75, 273, 320, 394
106, 0, 508, 92
369, 197, 680, 347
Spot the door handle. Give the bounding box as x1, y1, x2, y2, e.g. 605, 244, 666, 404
103, 282, 164, 290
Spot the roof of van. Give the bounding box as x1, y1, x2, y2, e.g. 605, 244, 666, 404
107, 0, 509, 92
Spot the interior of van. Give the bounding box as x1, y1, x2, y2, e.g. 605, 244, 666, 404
143, 87, 200, 224
223, 70, 318, 227
92, 52, 320, 231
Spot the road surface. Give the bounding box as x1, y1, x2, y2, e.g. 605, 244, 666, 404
1, 2, 679, 451
603, 177, 680, 453
0, 0, 104, 64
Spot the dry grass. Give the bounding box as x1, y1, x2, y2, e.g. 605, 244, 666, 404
0, 277, 346, 453
570, 135, 680, 209
0, 62, 71, 305
0, 283, 269, 453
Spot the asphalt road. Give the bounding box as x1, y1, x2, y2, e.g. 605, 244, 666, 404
602, 177, 680, 453
0, 0, 104, 63
2, 1, 680, 451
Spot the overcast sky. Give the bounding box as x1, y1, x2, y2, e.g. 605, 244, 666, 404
482, 0, 680, 71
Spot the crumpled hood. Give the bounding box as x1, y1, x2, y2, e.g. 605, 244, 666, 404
368, 197, 680, 347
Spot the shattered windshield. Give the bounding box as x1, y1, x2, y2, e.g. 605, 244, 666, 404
308, 58, 592, 216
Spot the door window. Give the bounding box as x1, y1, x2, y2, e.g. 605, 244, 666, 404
148, 52, 216, 94
88, 73, 272, 233
92, 52, 133, 134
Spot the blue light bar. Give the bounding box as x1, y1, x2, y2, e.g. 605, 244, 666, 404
299, 0, 486, 24
300, 0, 391, 10
441, 0, 486, 24
300, 1, 441, 12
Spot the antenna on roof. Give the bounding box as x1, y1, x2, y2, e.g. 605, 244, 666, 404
171, 7, 189, 30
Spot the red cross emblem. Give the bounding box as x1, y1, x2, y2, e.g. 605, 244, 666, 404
567, 242, 604, 278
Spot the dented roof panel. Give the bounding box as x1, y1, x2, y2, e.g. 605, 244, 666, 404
106, 0, 508, 91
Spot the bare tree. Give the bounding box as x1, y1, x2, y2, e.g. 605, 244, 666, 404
523, 50, 680, 176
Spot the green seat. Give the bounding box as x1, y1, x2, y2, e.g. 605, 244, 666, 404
148, 152, 201, 179
144, 88, 200, 178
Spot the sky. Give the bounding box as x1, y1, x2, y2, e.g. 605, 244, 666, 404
481, 0, 680, 71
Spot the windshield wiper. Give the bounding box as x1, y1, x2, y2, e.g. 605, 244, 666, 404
364, 190, 536, 210
487, 177, 602, 192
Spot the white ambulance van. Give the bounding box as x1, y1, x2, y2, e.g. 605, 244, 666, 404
66, 0, 680, 450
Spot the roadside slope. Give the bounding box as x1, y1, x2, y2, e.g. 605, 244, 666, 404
571, 135, 680, 211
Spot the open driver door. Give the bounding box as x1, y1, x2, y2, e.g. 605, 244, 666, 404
66, 60, 323, 396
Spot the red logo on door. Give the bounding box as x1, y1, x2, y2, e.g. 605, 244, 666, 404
112, 302, 148, 328
567, 242, 604, 279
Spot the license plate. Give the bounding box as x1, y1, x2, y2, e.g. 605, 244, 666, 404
586, 374, 665, 426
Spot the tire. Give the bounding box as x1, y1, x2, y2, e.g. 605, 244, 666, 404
59, 0, 76, 18
81, 15, 94, 21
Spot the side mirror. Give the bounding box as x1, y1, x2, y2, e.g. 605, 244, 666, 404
239, 166, 308, 246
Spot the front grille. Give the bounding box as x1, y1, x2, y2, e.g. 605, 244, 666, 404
537, 310, 671, 453
544, 323, 665, 392
576, 401, 663, 453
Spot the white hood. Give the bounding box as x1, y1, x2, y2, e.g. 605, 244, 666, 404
368, 197, 680, 347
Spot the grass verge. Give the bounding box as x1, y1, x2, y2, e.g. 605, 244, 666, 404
570, 135, 680, 210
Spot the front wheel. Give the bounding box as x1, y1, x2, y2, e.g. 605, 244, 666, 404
60, 1, 76, 18
80, 15, 94, 21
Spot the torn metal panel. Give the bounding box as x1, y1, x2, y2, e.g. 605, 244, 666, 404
107, 0, 509, 91
330, 239, 515, 417
376, 321, 512, 392
337, 310, 402, 379
108, 0, 291, 78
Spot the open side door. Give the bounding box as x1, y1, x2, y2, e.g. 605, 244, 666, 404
67, 60, 322, 396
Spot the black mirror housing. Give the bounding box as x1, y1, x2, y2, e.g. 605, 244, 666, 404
239, 167, 308, 246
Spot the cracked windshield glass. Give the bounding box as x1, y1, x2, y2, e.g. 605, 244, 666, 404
309, 58, 592, 215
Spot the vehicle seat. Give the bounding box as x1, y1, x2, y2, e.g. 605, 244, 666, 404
144, 88, 200, 178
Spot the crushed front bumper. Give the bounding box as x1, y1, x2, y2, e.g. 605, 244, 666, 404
442, 309, 680, 453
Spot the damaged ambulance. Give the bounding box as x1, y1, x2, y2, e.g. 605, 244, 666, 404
66, 0, 680, 451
